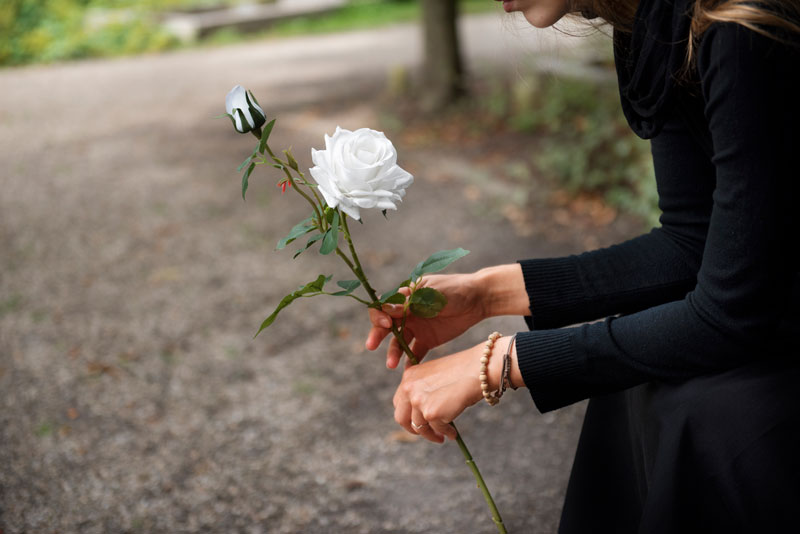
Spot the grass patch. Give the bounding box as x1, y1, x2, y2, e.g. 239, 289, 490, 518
252, 0, 494, 39
35, 421, 55, 437
0, 294, 23, 318
514, 76, 658, 224
380, 70, 659, 225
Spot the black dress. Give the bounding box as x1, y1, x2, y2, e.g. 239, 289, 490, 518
512, 0, 800, 530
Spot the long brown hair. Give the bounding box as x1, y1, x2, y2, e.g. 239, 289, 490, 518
574, 0, 800, 62
688, 0, 800, 61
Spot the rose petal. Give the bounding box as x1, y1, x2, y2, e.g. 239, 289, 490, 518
338, 200, 362, 220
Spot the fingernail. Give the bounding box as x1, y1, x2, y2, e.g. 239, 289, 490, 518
380, 317, 392, 328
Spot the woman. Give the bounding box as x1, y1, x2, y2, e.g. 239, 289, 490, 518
366, 0, 800, 531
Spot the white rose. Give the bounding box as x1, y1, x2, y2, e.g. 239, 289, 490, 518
225, 85, 266, 134
309, 127, 414, 220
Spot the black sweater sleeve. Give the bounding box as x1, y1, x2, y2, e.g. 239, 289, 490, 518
516, 23, 800, 413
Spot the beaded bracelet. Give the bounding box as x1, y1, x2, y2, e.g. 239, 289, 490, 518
480, 332, 502, 406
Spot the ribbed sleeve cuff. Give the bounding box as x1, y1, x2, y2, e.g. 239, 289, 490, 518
518, 258, 586, 330
516, 329, 583, 413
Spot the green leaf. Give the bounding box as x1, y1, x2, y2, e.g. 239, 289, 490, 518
379, 279, 411, 304
237, 154, 254, 172
307, 274, 332, 292
259, 119, 276, 153
319, 210, 339, 255
255, 274, 331, 336
411, 248, 470, 280
409, 287, 448, 319
383, 292, 406, 305
242, 162, 255, 200
293, 233, 324, 259
277, 217, 315, 250
332, 279, 361, 296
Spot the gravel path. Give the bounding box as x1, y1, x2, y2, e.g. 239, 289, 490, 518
0, 13, 633, 534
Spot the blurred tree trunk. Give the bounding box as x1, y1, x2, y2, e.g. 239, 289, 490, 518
420, 0, 465, 111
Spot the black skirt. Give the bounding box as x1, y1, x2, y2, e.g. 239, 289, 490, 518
558, 358, 800, 533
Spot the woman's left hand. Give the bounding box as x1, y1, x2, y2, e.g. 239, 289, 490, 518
394, 337, 510, 443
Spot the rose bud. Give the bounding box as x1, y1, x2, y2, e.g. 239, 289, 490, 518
225, 85, 266, 134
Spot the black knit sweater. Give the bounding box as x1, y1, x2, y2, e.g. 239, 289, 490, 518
516, 0, 800, 413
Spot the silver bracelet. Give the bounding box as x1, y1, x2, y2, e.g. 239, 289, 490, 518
501, 334, 517, 393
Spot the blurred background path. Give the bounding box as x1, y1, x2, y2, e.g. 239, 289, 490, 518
0, 11, 636, 534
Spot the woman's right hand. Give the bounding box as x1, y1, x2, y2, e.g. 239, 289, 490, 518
366, 273, 486, 368
365, 264, 529, 369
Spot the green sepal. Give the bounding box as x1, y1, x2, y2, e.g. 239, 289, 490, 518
411, 248, 470, 280
319, 210, 339, 255
221, 113, 239, 132
235, 109, 251, 133
277, 217, 315, 250
284, 148, 299, 171
409, 287, 448, 319
332, 279, 361, 296
242, 162, 255, 200
248, 90, 263, 109
379, 278, 411, 304
245, 91, 267, 130
259, 119, 276, 153
293, 233, 324, 259
255, 274, 331, 337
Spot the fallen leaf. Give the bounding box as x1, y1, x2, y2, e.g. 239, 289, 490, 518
387, 430, 419, 443
86, 361, 120, 379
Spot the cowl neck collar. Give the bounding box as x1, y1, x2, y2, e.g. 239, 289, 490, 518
614, 0, 694, 138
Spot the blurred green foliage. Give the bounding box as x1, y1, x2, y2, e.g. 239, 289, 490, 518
211, 0, 492, 41
497, 75, 658, 224
0, 0, 182, 66
2, 0, 492, 67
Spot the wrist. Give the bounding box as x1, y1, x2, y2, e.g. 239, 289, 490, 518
473, 264, 530, 318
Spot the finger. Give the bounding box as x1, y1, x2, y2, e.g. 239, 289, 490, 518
366, 325, 391, 351
369, 307, 394, 328
411, 410, 444, 444
380, 303, 406, 318
386, 336, 405, 369
394, 390, 413, 434
387, 326, 416, 369
430, 419, 457, 441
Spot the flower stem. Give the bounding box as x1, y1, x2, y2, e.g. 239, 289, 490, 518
338, 216, 508, 533
393, 336, 508, 534
296, 168, 325, 214
263, 144, 324, 228
341, 214, 380, 302
454, 429, 508, 534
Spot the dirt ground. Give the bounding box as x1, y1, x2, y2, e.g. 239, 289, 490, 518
0, 14, 640, 534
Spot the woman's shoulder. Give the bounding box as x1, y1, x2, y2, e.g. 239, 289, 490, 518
696, 21, 800, 90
